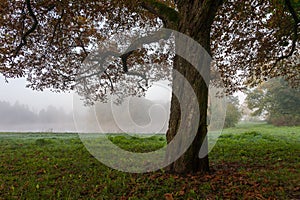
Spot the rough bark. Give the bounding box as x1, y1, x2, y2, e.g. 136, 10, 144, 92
165, 0, 223, 174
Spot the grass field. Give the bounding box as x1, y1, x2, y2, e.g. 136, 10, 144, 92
0, 123, 299, 199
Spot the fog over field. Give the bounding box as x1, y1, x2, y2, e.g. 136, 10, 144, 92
0, 98, 170, 133
73, 96, 170, 134
0, 76, 171, 133
0, 100, 75, 132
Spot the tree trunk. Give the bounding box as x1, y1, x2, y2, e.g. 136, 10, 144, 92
165, 0, 222, 174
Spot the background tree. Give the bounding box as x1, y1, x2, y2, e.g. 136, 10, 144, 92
0, 0, 299, 173
246, 78, 300, 126
0, 101, 37, 124
224, 96, 242, 128
0, 101, 73, 126
240, 101, 263, 123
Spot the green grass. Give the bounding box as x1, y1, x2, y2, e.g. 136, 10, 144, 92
0, 124, 299, 199
108, 134, 166, 153
222, 121, 300, 135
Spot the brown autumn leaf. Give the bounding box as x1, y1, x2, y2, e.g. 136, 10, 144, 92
164, 193, 174, 200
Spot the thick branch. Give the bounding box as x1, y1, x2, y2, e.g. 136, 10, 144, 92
76, 50, 120, 83
140, 0, 179, 29
13, 0, 38, 56
273, 0, 299, 68
77, 29, 172, 91
119, 30, 171, 73
285, 0, 299, 23
193, 0, 224, 38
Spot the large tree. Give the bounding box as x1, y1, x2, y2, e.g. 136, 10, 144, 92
0, 0, 299, 173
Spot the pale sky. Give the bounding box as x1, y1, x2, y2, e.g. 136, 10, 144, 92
0, 75, 74, 113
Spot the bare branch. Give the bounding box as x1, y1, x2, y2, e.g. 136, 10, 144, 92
76, 50, 121, 81
104, 70, 114, 91
78, 32, 89, 57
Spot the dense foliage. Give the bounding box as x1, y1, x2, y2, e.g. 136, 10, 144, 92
0, 0, 299, 95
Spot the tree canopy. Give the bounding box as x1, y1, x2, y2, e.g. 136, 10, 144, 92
0, 0, 299, 95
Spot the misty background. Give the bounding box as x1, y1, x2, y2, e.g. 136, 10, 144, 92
0, 76, 171, 132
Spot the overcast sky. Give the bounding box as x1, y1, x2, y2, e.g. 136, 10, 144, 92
0, 75, 74, 113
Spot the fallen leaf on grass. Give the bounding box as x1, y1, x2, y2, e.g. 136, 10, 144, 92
294, 186, 300, 191
164, 193, 174, 200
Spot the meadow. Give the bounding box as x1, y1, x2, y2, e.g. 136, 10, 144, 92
0, 123, 299, 199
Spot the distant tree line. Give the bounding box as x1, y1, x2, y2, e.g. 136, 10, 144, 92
0, 101, 73, 125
